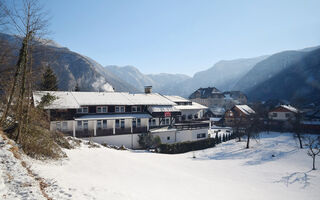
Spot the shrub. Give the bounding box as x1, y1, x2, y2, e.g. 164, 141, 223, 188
159, 138, 216, 154
138, 133, 162, 149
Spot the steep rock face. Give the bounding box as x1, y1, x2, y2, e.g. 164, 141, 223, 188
233, 51, 308, 92
105, 65, 191, 94
0, 33, 138, 92
246, 48, 320, 104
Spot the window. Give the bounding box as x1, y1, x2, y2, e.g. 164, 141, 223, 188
137, 118, 141, 127
132, 118, 137, 128
77, 107, 88, 113
83, 120, 88, 130
165, 118, 170, 125
56, 122, 61, 131
77, 121, 82, 129
115, 106, 125, 113
116, 119, 120, 128
197, 133, 206, 139
132, 106, 141, 112
149, 118, 156, 126
62, 122, 68, 130
97, 120, 102, 129
272, 113, 277, 117
103, 120, 107, 129
120, 119, 125, 128
97, 106, 108, 113
116, 119, 125, 128
167, 136, 170, 140
285, 113, 290, 118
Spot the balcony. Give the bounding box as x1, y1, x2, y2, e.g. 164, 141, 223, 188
76, 129, 94, 138
96, 128, 114, 136
132, 126, 148, 133
115, 128, 131, 135
173, 121, 210, 130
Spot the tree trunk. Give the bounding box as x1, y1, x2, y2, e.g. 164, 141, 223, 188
297, 133, 303, 149
312, 156, 316, 170
246, 132, 250, 149
0, 37, 28, 125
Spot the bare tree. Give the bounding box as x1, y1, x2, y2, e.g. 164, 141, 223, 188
245, 114, 261, 149
306, 136, 320, 170
0, 0, 48, 142
292, 111, 303, 149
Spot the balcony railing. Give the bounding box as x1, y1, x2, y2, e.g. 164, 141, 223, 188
174, 122, 210, 130
115, 128, 131, 135
76, 129, 94, 138
132, 126, 148, 133
96, 128, 114, 136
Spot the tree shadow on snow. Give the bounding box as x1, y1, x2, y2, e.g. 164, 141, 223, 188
274, 170, 314, 189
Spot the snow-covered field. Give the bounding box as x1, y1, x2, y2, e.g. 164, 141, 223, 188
28, 132, 319, 200
1, 132, 319, 200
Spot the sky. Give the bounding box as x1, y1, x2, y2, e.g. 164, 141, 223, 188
40, 0, 320, 76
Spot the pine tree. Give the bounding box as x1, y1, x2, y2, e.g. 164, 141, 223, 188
75, 83, 80, 91
40, 66, 58, 91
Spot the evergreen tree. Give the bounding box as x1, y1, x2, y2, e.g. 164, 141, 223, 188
40, 66, 58, 91
75, 83, 80, 91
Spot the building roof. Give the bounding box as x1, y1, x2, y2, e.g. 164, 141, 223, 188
280, 105, 299, 113
148, 105, 180, 113
33, 91, 80, 109
235, 105, 255, 115
164, 95, 191, 103
174, 102, 207, 110
189, 87, 224, 99
33, 91, 177, 109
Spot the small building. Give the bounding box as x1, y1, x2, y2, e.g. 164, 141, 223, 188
224, 105, 256, 126
164, 95, 207, 122
268, 105, 299, 121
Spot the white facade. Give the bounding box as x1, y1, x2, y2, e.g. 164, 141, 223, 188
268, 111, 296, 121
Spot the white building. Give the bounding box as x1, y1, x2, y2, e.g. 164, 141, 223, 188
33, 89, 210, 149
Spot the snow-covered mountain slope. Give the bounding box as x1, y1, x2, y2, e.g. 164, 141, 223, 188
105, 65, 191, 93
0, 33, 138, 92
30, 132, 320, 200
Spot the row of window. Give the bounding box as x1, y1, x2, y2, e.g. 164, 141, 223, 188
271, 113, 291, 118
56, 117, 169, 131
77, 106, 142, 114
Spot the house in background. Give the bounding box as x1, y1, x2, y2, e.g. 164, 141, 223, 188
268, 105, 299, 121
33, 88, 210, 149
164, 95, 207, 122
189, 87, 247, 110
224, 105, 256, 127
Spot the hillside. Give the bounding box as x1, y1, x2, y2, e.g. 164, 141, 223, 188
0, 33, 139, 92
246, 48, 320, 104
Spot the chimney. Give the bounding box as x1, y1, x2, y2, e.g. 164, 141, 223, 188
144, 86, 152, 94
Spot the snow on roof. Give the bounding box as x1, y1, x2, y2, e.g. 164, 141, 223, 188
33, 91, 176, 109
164, 95, 190, 103
126, 93, 176, 106
281, 105, 299, 113
235, 105, 255, 115
33, 91, 80, 109
174, 102, 207, 110
148, 105, 180, 113
75, 113, 152, 120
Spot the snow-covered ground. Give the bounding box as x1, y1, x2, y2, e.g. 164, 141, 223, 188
28, 132, 320, 200
0, 135, 46, 200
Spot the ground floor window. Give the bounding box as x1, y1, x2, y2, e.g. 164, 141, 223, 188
77, 121, 82, 129
116, 119, 125, 128
62, 122, 68, 130
56, 122, 61, 131
149, 118, 156, 126
83, 120, 88, 130
197, 133, 206, 139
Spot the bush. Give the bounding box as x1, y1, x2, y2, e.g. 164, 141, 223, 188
159, 138, 216, 154
18, 125, 68, 159
138, 133, 162, 149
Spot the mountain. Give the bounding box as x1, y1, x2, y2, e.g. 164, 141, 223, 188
246, 48, 320, 105
0, 33, 138, 92
233, 50, 309, 92
105, 65, 191, 93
